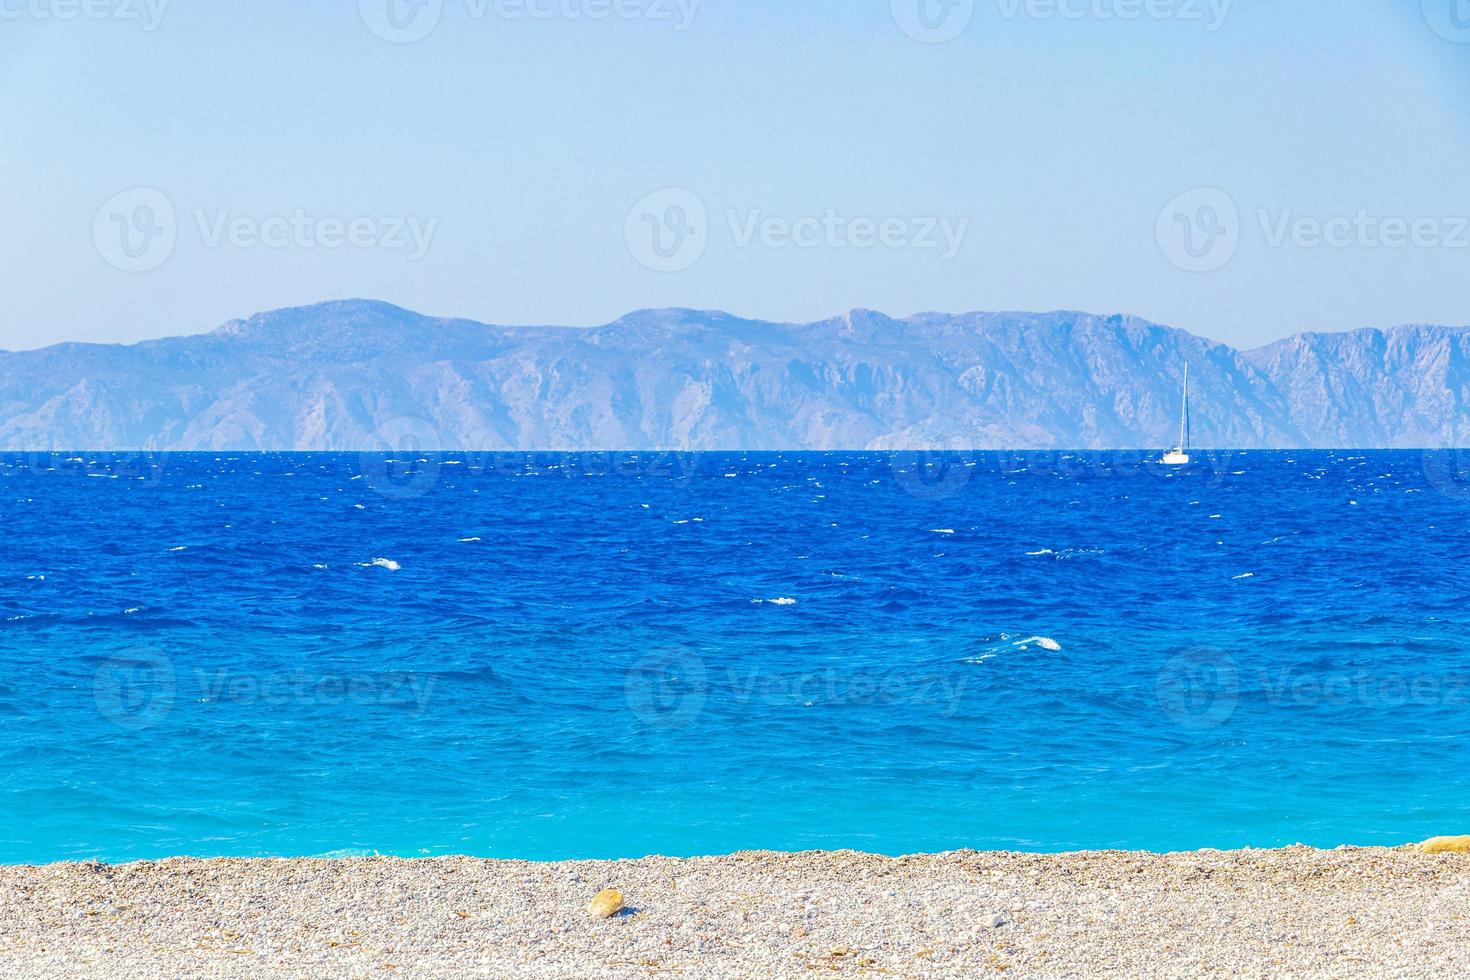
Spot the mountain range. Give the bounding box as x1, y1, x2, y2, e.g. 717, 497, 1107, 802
1, 300, 1466, 450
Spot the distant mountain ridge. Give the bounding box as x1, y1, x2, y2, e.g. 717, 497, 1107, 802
1, 300, 1467, 450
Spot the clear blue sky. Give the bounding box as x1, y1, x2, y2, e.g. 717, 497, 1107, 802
2, 0, 1468, 351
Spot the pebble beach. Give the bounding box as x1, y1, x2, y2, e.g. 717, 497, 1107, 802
3, 844, 1468, 978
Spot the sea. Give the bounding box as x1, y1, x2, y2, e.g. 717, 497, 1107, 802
2, 449, 1468, 865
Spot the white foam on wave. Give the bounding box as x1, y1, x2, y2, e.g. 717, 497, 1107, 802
1232, 572, 1256, 580
968, 635, 1062, 663
932, 528, 956, 535
359, 558, 401, 571
459, 537, 481, 543
752, 597, 797, 606
1027, 547, 1102, 560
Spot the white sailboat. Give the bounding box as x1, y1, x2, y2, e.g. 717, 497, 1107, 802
1162, 363, 1191, 466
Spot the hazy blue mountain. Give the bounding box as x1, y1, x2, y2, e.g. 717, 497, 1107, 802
0, 300, 1465, 450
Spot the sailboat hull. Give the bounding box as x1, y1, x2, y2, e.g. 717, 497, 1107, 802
1162, 451, 1190, 466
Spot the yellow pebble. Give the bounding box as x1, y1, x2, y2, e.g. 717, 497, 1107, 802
586, 888, 625, 919
1418, 836, 1470, 854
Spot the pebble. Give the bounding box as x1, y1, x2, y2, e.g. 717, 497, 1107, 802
585, 888, 624, 919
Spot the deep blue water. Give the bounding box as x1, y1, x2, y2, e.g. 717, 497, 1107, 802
3, 450, 1469, 865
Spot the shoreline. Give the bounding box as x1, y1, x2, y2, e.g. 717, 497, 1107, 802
3, 843, 1468, 978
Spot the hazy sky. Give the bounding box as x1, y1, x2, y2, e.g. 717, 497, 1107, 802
3, 0, 1469, 351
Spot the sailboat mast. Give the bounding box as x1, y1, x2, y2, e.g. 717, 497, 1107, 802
1179, 364, 1190, 451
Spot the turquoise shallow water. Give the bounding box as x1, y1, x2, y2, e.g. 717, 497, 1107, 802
2, 450, 1469, 864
